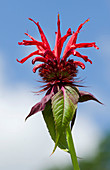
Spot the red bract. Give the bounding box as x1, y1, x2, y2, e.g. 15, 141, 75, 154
17, 15, 101, 120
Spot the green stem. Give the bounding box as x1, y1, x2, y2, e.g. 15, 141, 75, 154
66, 125, 80, 170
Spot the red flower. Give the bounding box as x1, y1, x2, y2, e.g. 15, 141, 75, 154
17, 15, 101, 121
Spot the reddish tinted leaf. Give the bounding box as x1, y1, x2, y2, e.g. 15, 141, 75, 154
25, 87, 55, 120
79, 91, 103, 104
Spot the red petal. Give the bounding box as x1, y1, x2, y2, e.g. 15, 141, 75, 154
60, 28, 72, 46
63, 33, 76, 57
54, 32, 58, 57
63, 19, 89, 56
29, 18, 51, 50
57, 13, 61, 42
73, 61, 85, 69
33, 63, 45, 73
18, 40, 46, 48
25, 32, 36, 41
54, 14, 61, 62
77, 18, 90, 33
75, 42, 99, 49
71, 18, 90, 45
24, 33, 45, 52
58, 28, 72, 55
62, 49, 76, 61
43, 49, 56, 59
62, 49, 92, 64
32, 56, 47, 64
16, 50, 43, 64
75, 51, 92, 64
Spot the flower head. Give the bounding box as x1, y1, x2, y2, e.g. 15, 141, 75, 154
17, 15, 99, 92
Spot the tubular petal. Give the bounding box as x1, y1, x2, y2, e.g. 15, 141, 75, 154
62, 49, 76, 61
62, 49, 92, 64
54, 32, 58, 57
33, 64, 45, 73
75, 42, 99, 49
57, 14, 61, 42
43, 49, 56, 59
73, 61, 85, 69
54, 14, 61, 62
58, 28, 72, 54
63, 19, 89, 57
18, 40, 46, 49
75, 51, 92, 64
32, 56, 47, 64
77, 18, 90, 33
25, 33, 45, 52
25, 32, 36, 41
71, 19, 89, 45
16, 50, 43, 64
63, 33, 76, 56
29, 18, 51, 50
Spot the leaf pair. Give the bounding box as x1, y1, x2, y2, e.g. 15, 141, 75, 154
42, 86, 79, 153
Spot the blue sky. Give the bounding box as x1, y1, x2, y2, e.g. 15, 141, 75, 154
0, 0, 110, 169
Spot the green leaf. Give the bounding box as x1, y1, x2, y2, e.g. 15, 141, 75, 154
42, 100, 69, 152
51, 86, 79, 153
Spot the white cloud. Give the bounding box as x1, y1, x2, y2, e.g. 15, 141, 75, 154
0, 55, 103, 170
73, 114, 102, 159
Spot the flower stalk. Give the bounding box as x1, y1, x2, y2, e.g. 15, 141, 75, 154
66, 125, 80, 170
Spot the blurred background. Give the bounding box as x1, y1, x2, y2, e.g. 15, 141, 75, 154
0, 0, 110, 169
